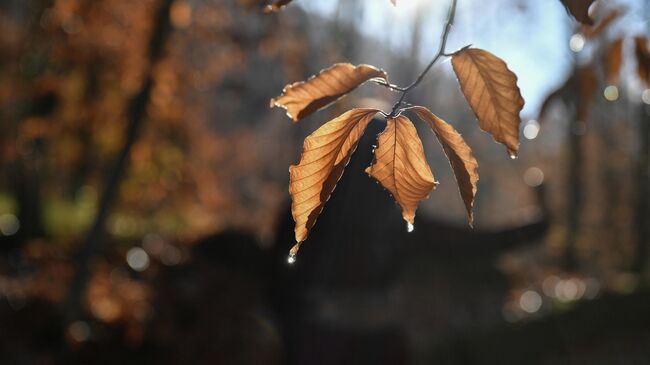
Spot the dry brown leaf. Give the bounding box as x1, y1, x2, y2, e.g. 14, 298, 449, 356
408, 106, 479, 225
289, 108, 379, 246
263, 0, 292, 13
271, 63, 387, 122
451, 47, 525, 157
366, 115, 436, 225
635, 37, 650, 87
605, 38, 623, 86
560, 0, 596, 25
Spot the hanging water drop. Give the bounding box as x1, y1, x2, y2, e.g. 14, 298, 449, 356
509, 153, 517, 160
287, 253, 296, 264
407, 222, 414, 233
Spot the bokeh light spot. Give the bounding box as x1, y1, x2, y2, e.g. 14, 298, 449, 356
0, 214, 20, 236
523, 119, 540, 140
569, 34, 585, 52
604, 85, 619, 101
519, 290, 542, 313
126, 247, 150, 272
523, 167, 544, 187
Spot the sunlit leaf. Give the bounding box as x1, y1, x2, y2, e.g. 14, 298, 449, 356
408, 106, 479, 225
366, 115, 436, 225
451, 47, 525, 157
271, 63, 388, 122
264, 0, 293, 13
290, 108, 379, 247
560, 0, 596, 25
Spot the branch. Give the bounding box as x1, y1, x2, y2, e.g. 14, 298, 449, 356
63, 0, 174, 324
385, 0, 458, 117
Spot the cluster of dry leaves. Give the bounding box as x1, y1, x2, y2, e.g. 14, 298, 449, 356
266, 0, 600, 257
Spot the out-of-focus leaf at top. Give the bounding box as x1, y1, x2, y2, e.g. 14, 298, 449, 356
560, 0, 596, 25
264, 0, 293, 13
605, 38, 623, 86
635, 37, 650, 87
271, 63, 387, 122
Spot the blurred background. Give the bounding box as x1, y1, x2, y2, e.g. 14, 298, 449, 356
1, 0, 649, 363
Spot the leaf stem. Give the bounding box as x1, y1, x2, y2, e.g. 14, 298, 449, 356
385, 0, 458, 118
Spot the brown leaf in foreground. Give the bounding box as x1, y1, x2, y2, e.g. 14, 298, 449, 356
408, 106, 479, 225
451, 47, 525, 157
290, 108, 379, 246
366, 116, 436, 225
560, 0, 596, 25
263, 0, 292, 13
271, 63, 387, 122
635, 37, 650, 87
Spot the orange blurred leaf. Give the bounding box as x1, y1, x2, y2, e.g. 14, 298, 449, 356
583, 9, 621, 39
635, 37, 650, 87
366, 115, 436, 226
408, 106, 479, 225
451, 47, 525, 157
271, 63, 387, 122
605, 38, 623, 86
289, 108, 379, 247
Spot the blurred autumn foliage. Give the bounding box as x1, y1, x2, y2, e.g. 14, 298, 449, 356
1, 0, 650, 364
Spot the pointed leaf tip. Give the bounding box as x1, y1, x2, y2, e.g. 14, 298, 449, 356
366, 115, 436, 225
290, 108, 379, 243
408, 106, 479, 225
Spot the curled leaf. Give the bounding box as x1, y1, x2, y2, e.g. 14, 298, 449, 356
408, 106, 479, 225
366, 115, 436, 225
560, 0, 596, 25
271, 63, 388, 122
264, 0, 292, 13
451, 47, 525, 157
290, 108, 379, 245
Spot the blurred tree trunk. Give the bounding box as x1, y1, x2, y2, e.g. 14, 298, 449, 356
633, 4, 650, 275
564, 118, 583, 270
64, 0, 174, 323
633, 104, 650, 274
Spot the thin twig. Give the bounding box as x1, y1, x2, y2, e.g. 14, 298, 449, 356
385, 0, 458, 118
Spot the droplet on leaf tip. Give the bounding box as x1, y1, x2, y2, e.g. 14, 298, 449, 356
407, 222, 414, 233
509, 153, 517, 160
287, 253, 296, 265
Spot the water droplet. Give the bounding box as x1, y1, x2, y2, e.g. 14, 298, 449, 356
287, 253, 296, 264
509, 153, 517, 160
407, 222, 414, 233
